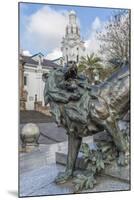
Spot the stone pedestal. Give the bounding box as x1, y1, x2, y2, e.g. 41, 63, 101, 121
102, 161, 130, 182
56, 152, 88, 170
56, 149, 130, 183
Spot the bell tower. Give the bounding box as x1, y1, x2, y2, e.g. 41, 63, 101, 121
61, 10, 85, 65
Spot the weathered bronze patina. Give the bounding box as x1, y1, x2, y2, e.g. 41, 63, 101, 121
44, 61, 130, 188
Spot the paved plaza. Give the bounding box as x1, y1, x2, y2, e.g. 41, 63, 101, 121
19, 133, 130, 197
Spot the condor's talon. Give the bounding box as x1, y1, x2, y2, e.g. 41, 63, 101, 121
55, 170, 73, 184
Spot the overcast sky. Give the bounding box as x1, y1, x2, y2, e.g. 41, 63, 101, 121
19, 2, 123, 60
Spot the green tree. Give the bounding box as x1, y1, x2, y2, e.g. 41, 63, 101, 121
78, 53, 103, 83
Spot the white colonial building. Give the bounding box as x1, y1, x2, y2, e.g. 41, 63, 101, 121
20, 52, 59, 110
61, 10, 85, 65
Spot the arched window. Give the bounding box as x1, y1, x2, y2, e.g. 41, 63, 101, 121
71, 26, 73, 34
66, 55, 68, 63
77, 55, 79, 63
66, 27, 68, 34
24, 76, 27, 86
76, 27, 78, 34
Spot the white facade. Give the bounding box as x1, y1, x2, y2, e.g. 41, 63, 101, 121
61, 10, 85, 65
24, 68, 48, 110
22, 53, 53, 110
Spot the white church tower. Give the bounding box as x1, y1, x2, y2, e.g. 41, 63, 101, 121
61, 10, 85, 65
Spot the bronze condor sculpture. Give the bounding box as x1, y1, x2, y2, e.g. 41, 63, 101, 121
44, 61, 130, 184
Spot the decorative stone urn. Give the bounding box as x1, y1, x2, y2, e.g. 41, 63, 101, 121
21, 123, 40, 149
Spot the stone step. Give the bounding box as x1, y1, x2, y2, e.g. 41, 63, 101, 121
20, 110, 54, 123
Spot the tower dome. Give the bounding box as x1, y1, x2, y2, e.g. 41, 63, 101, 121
69, 10, 76, 15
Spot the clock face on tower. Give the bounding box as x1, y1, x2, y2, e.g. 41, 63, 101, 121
69, 40, 74, 47
69, 39, 77, 48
